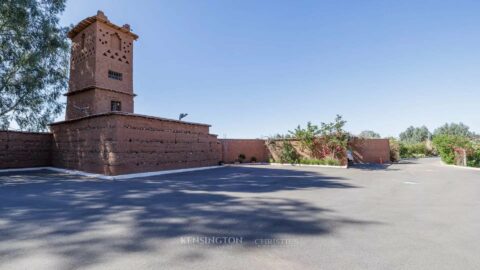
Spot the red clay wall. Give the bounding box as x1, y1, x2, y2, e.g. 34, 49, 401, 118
349, 138, 390, 164
112, 114, 221, 175
50, 113, 222, 175
0, 130, 52, 169
50, 114, 118, 174
220, 139, 269, 163
66, 88, 134, 120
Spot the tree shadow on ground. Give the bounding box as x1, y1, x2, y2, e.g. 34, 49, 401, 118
0, 167, 379, 268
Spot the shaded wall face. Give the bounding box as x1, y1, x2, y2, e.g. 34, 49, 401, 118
51, 114, 222, 175
65, 89, 96, 120
94, 89, 134, 114
220, 139, 269, 163
50, 116, 117, 175
69, 22, 97, 93
0, 131, 52, 169
349, 138, 390, 164
66, 89, 134, 120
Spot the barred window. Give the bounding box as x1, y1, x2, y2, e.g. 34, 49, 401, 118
108, 70, 123, 81
111, 101, 122, 111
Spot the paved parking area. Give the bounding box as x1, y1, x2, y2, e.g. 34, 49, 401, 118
1, 158, 479, 269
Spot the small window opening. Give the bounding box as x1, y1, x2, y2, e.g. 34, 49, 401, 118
108, 70, 123, 81
80, 33, 86, 49
111, 101, 122, 111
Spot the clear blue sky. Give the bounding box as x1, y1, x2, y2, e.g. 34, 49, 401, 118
60, 0, 480, 138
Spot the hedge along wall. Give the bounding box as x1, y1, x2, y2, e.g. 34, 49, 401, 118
266, 139, 348, 165
349, 138, 390, 164
0, 130, 53, 169
220, 139, 269, 163
50, 112, 222, 176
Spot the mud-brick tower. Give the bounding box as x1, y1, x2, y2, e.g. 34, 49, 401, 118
50, 11, 222, 176
65, 10, 138, 120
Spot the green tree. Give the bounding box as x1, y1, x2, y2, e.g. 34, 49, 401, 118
358, 130, 381, 139
399, 126, 431, 143
433, 123, 474, 138
320, 115, 348, 159
289, 121, 320, 155
0, 0, 69, 131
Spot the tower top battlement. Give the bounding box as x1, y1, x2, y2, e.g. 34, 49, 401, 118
68, 10, 138, 40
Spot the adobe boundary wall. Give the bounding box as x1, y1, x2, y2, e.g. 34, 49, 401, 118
2, 123, 391, 175
0, 130, 52, 169
221, 138, 390, 165
220, 139, 269, 163
349, 138, 390, 164
50, 112, 222, 175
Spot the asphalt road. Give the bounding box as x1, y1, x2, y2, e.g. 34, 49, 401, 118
0, 158, 479, 269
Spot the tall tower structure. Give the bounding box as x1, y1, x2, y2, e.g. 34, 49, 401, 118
65, 11, 138, 120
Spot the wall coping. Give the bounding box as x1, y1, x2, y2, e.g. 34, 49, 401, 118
49, 112, 211, 127
349, 137, 389, 141
0, 130, 52, 135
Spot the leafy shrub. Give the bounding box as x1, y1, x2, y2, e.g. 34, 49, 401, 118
250, 156, 257, 163
465, 142, 480, 167
299, 157, 341, 166
467, 150, 480, 167
323, 156, 341, 166
399, 142, 431, 158
300, 158, 324, 165
320, 115, 348, 160
432, 134, 470, 164
280, 141, 299, 164
238, 154, 246, 163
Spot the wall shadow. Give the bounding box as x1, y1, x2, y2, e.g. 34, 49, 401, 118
0, 167, 378, 268
348, 163, 396, 171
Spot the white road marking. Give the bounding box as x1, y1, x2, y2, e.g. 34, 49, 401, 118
403, 181, 418, 185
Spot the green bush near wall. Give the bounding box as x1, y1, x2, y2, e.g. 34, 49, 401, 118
299, 157, 341, 166
399, 142, 433, 158
467, 149, 480, 167
432, 134, 470, 165
279, 141, 300, 164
